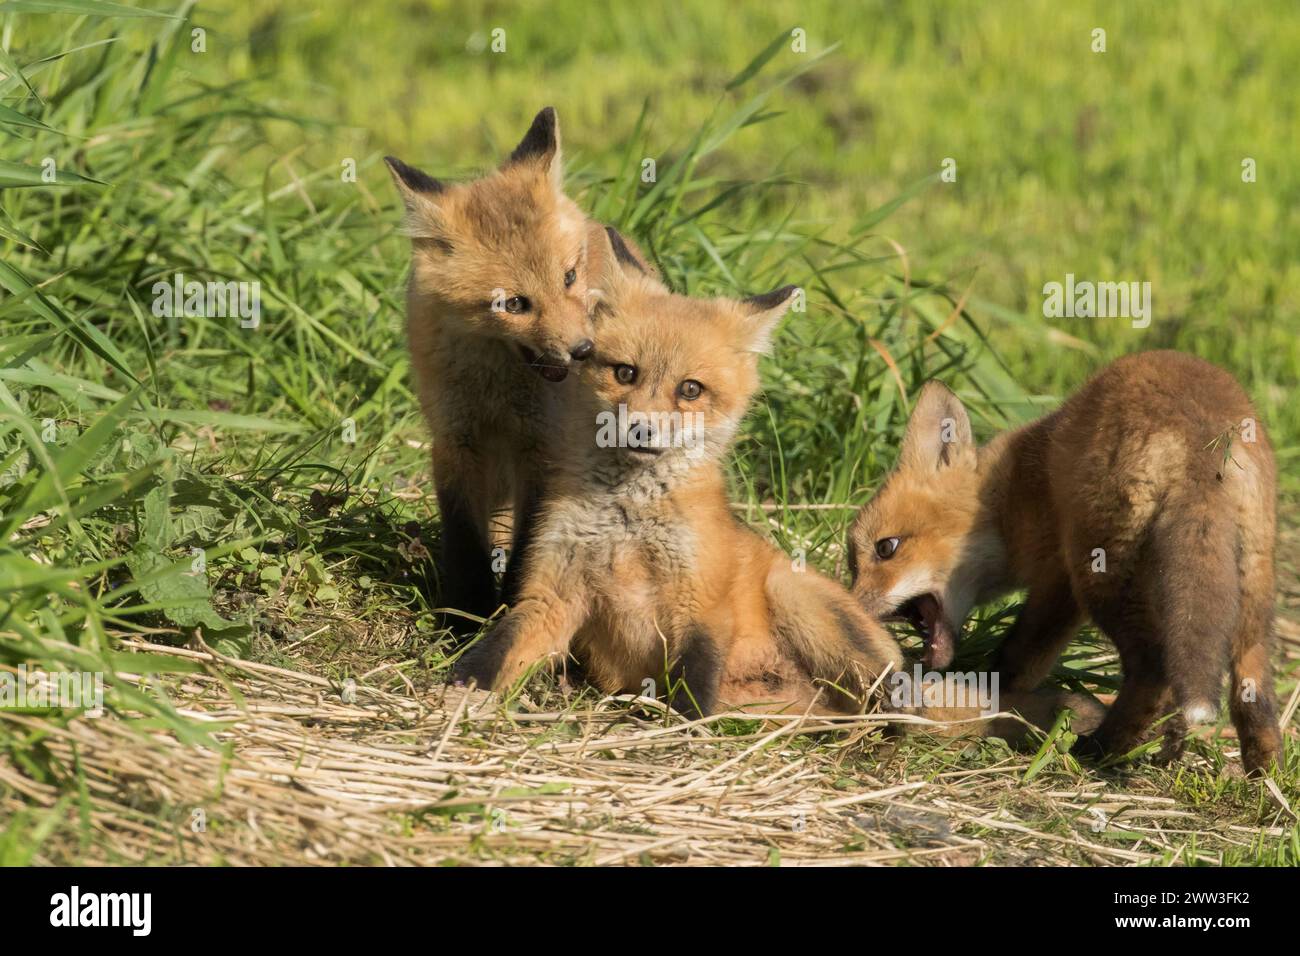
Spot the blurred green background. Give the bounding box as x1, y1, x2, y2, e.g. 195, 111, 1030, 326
10, 0, 1300, 446
223, 0, 1300, 441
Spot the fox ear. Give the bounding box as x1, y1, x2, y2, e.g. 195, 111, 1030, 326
738, 285, 799, 354
589, 226, 633, 312
590, 226, 667, 315
899, 381, 976, 472
507, 106, 564, 192
384, 156, 444, 205
605, 226, 649, 276
384, 156, 446, 239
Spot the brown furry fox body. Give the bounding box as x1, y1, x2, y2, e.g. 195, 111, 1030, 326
849, 351, 1281, 773
450, 242, 903, 715
387, 109, 652, 621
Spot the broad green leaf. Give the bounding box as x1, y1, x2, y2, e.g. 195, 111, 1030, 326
0, 102, 56, 132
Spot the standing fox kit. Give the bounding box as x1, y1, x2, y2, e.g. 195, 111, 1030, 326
849, 351, 1281, 773
386, 108, 649, 622
450, 239, 903, 715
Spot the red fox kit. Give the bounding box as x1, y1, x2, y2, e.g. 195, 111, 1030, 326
386, 108, 651, 623
848, 352, 1281, 773
449, 238, 903, 715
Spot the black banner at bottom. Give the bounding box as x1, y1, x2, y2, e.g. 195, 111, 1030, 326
0, 863, 1280, 941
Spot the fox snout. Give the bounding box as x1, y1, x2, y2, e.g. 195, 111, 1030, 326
591, 402, 703, 460
522, 333, 595, 383
624, 415, 666, 454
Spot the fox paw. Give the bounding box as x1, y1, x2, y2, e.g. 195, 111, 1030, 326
447, 643, 504, 690
1071, 732, 1107, 762
1241, 742, 1282, 778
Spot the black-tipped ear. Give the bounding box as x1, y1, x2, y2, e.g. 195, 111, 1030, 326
742, 284, 799, 314
508, 107, 563, 190
384, 157, 447, 241
589, 224, 666, 314
509, 107, 558, 164
738, 284, 800, 354
384, 156, 444, 197
605, 227, 646, 275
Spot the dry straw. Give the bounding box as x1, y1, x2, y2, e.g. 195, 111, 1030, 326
4, 636, 1291, 866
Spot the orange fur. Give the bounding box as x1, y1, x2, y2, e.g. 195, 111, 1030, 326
849, 352, 1281, 773
386, 109, 654, 622
449, 237, 903, 716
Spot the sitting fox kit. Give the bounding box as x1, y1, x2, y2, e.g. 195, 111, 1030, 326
450, 235, 904, 715
386, 108, 650, 622
849, 351, 1281, 773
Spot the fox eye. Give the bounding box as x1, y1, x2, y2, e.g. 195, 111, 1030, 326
564, 268, 577, 288
875, 537, 900, 560
504, 296, 530, 314
614, 364, 637, 385
678, 380, 703, 400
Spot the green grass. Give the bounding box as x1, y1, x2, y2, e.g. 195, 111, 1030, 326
1, 0, 1297, 864
211, 0, 1300, 450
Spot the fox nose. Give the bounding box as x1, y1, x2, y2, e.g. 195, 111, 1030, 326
569, 339, 594, 361
627, 420, 661, 451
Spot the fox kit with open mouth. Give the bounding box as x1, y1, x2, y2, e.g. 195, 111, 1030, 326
848, 351, 1281, 774
387, 108, 651, 623
449, 234, 903, 715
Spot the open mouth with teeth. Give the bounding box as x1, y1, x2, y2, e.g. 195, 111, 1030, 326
890, 592, 956, 670
519, 346, 569, 383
